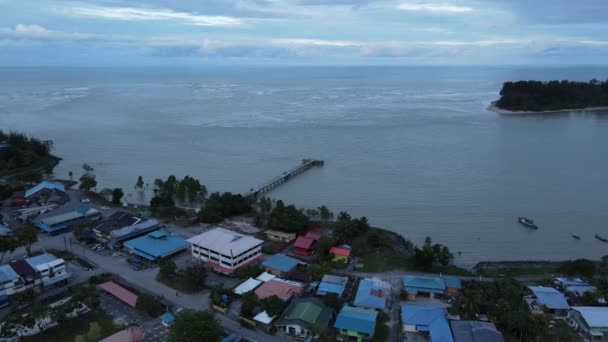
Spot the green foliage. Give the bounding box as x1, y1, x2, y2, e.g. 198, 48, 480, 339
240, 291, 259, 318
450, 279, 547, 341
136, 176, 144, 189
74, 335, 86, 342
308, 262, 332, 281
558, 259, 595, 279
111, 188, 123, 204
199, 192, 251, 224
210, 285, 232, 308
78, 174, 97, 191
233, 264, 263, 280
261, 295, 283, 317
320, 293, 341, 310
266, 200, 310, 234
0, 235, 19, 263
168, 311, 222, 342
136, 293, 165, 317
85, 322, 101, 341
13, 225, 38, 256
0, 131, 51, 173
182, 266, 206, 292
0, 184, 25, 201
496, 79, 608, 111
316, 235, 336, 262
258, 197, 272, 213
12, 288, 36, 306
154, 175, 206, 205
317, 205, 334, 220
150, 194, 176, 217
410, 236, 453, 269
72, 222, 90, 242
333, 213, 371, 245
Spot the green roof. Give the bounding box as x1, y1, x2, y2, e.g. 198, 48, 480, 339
276, 297, 332, 331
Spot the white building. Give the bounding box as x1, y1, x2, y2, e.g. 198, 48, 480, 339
25, 253, 71, 288
0, 265, 22, 301
187, 227, 263, 274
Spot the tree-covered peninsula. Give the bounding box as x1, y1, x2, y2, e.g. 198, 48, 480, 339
495, 79, 608, 112
0, 131, 57, 181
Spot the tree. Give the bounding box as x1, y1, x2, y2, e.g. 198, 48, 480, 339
111, 188, 124, 204
240, 291, 259, 318
261, 295, 283, 316
321, 293, 341, 310
558, 259, 595, 279
318, 205, 333, 220
12, 288, 36, 306
98, 188, 113, 200
259, 197, 272, 213
182, 266, 206, 292
0, 236, 18, 263
158, 260, 177, 278
82, 163, 94, 173
168, 310, 222, 342
136, 293, 165, 317
150, 194, 176, 217
79, 174, 97, 191
136, 176, 144, 189
305, 208, 319, 219
267, 200, 310, 234
72, 222, 90, 242
13, 225, 38, 256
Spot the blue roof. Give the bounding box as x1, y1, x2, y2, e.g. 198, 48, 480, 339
317, 281, 346, 297
25, 253, 58, 268
111, 219, 159, 239
36, 222, 70, 233
403, 276, 446, 294
148, 230, 168, 238
262, 254, 301, 273
0, 265, 18, 283
444, 278, 461, 289
353, 279, 389, 310
334, 305, 378, 335
25, 181, 65, 198
161, 313, 175, 324
528, 286, 570, 310
401, 305, 453, 342
125, 232, 188, 260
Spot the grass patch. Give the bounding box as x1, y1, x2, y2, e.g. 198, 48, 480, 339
22, 310, 121, 342
359, 251, 471, 276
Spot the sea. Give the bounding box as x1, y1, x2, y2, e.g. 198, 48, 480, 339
1, 65, 607, 267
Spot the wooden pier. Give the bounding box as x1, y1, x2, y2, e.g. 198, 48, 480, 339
244, 159, 324, 199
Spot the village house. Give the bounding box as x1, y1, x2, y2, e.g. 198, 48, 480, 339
254, 278, 303, 301
34, 202, 101, 234
329, 245, 351, 263
401, 305, 454, 342
403, 275, 446, 300
275, 297, 333, 339
450, 320, 504, 342
317, 274, 348, 297
264, 230, 296, 243
124, 231, 187, 261
293, 236, 316, 256
525, 286, 570, 317
262, 254, 303, 277
569, 306, 608, 341
353, 278, 392, 311
334, 305, 378, 342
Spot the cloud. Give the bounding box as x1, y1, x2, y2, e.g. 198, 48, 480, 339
59, 5, 245, 27
578, 40, 608, 46
270, 38, 361, 47
396, 2, 473, 14
0, 24, 113, 41
478, 0, 608, 24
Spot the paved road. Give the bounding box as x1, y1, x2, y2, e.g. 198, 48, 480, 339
10, 233, 283, 342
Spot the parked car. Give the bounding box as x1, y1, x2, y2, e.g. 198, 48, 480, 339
112, 252, 121, 257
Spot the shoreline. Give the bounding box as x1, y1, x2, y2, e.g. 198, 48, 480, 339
487, 101, 608, 115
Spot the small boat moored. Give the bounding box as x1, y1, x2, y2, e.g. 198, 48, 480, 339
571, 234, 581, 240
596, 235, 608, 243
518, 216, 538, 229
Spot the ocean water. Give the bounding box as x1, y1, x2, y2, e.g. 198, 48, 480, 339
1, 66, 608, 266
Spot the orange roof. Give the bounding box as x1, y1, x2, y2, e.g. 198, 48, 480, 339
255, 279, 302, 301
98, 281, 138, 307
329, 246, 351, 257
293, 236, 315, 249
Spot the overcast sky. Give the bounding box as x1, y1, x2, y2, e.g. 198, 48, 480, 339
1, 0, 607, 66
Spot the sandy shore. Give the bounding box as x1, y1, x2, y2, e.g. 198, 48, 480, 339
487, 101, 608, 115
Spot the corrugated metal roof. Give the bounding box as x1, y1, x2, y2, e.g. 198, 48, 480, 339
0, 265, 18, 283
111, 219, 159, 239
403, 276, 446, 294
233, 277, 262, 295
450, 320, 504, 342
276, 297, 332, 331
253, 310, 276, 324
161, 313, 175, 324
254, 279, 303, 301
556, 277, 591, 287
334, 305, 378, 335
25, 181, 65, 198
321, 274, 348, 285
329, 246, 351, 256
317, 281, 346, 297
401, 305, 454, 342
256, 272, 277, 282
99, 326, 144, 342
124, 232, 187, 259
528, 286, 570, 310
353, 278, 390, 310
566, 285, 597, 297
187, 227, 263, 256
573, 306, 608, 328
98, 281, 138, 307
445, 278, 462, 289
25, 253, 61, 269
262, 254, 302, 273
293, 236, 315, 249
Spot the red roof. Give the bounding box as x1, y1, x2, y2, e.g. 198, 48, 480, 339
329, 246, 351, 257
293, 236, 315, 249
98, 281, 138, 307
254, 279, 302, 301
304, 231, 322, 240
99, 326, 144, 342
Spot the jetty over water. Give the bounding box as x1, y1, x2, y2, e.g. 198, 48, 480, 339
244, 159, 324, 199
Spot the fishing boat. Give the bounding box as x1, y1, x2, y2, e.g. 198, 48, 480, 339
518, 217, 538, 229
595, 235, 608, 243
571, 234, 581, 240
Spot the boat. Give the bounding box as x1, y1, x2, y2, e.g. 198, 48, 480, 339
518, 217, 538, 229
571, 234, 581, 240
595, 235, 608, 243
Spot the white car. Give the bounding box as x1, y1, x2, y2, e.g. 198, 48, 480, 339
111, 252, 121, 257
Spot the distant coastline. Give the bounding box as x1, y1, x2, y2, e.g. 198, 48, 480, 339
488, 101, 608, 115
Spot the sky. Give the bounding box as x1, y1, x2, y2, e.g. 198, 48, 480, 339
1, 0, 608, 66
